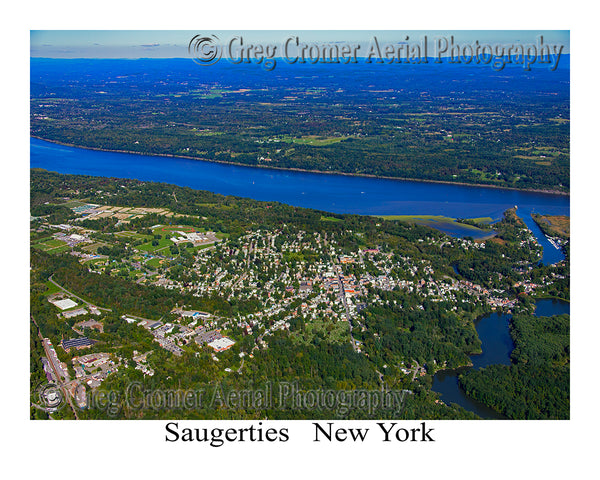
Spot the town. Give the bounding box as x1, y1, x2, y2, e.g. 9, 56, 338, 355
30, 171, 569, 419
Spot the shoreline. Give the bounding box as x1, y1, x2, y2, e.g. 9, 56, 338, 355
30, 136, 570, 197
532, 294, 570, 304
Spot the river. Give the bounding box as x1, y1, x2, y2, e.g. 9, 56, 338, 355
30, 137, 569, 263
432, 299, 570, 419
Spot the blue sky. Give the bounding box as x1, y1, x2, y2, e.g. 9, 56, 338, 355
31, 30, 569, 58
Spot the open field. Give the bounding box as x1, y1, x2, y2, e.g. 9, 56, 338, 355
277, 135, 353, 146
468, 217, 494, 224
153, 225, 197, 235
320, 215, 343, 223
532, 214, 570, 239
43, 238, 68, 248
60, 200, 89, 208
33, 238, 69, 252
137, 238, 174, 253
191, 89, 225, 99
114, 231, 152, 242
377, 214, 491, 226
80, 242, 110, 253
84, 205, 176, 222
192, 243, 216, 252
144, 257, 165, 269
41, 281, 62, 296
376, 215, 495, 239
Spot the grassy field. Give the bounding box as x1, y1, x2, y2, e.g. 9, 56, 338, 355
377, 214, 492, 224
44, 239, 68, 247
137, 237, 174, 253
277, 135, 352, 146
192, 130, 223, 136
114, 231, 153, 243
42, 281, 62, 296
33, 238, 69, 252
152, 225, 197, 235
60, 200, 89, 208
145, 257, 165, 269
320, 215, 343, 222
291, 318, 350, 346
379, 215, 455, 222
114, 231, 140, 237
50, 246, 72, 254
191, 89, 225, 99
195, 244, 214, 251
376, 215, 495, 238
532, 214, 570, 239
82, 258, 107, 267
81, 241, 112, 253
468, 217, 494, 224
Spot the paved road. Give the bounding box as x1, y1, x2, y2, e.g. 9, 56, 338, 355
411, 363, 420, 382
136, 268, 158, 284
122, 313, 162, 323
228, 273, 247, 299
336, 268, 358, 352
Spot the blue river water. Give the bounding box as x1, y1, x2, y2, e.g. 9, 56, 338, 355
30, 137, 569, 263
432, 299, 570, 419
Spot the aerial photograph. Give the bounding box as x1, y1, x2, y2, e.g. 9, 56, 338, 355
29, 30, 570, 422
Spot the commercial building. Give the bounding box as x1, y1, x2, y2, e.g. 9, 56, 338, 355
63, 308, 88, 319
51, 298, 78, 310
62, 337, 96, 352
207, 337, 236, 352
194, 328, 223, 346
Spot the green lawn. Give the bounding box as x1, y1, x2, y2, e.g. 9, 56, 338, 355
137, 238, 174, 253
114, 231, 152, 243
60, 200, 89, 208
152, 225, 196, 235
44, 238, 68, 248
277, 135, 352, 146
114, 231, 139, 238
469, 217, 493, 224
375, 214, 495, 235
377, 214, 457, 222
191, 244, 215, 253
145, 257, 165, 269
33, 238, 69, 252
42, 281, 62, 296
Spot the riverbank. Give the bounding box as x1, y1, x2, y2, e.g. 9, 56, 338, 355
31, 136, 570, 196
432, 298, 570, 419
374, 214, 497, 240
531, 294, 570, 303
